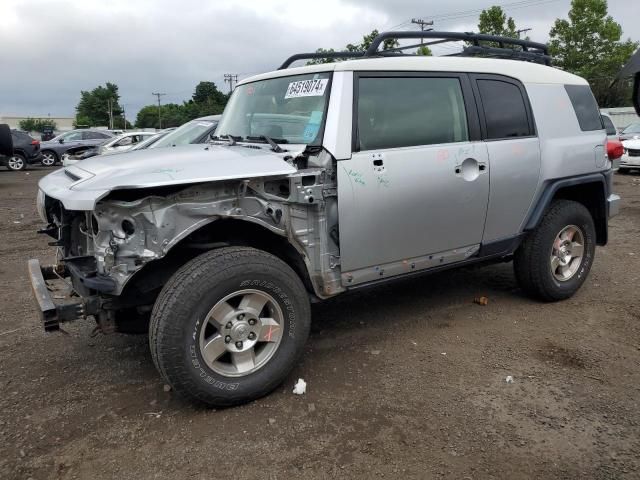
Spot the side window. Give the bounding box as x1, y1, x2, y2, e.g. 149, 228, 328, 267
83, 131, 101, 140
356, 76, 469, 151
601, 115, 617, 135
564, 84, 603, 131
64, 131, 84, 141
476, 79, 532, 139
115, 137, 133, 147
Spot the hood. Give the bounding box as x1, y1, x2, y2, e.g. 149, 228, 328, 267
622, 138, 640, 149
39, 143, 297, 210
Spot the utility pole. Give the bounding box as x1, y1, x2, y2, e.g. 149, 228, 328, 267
516, 28, 532, 39
411, 18, 434, 44
122, 104, 127, 131
107, 98, 114, 130
152, 92, 166, 129
224, 74, 238, 94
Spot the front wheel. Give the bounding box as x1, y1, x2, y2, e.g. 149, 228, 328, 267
149, 247, 311, 407
514, 200, 596, 301
41, 151, 57, 166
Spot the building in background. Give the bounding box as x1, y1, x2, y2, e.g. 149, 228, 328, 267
0, 114, 74, 133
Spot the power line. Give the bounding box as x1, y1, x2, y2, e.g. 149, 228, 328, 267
224, 74, 238, 94
411, 18, 434, 45
151, 92, 166, 129
385, 0, 563, 32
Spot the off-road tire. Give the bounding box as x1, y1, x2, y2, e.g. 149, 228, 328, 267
514, 200, 596, 302
149, 247, 311, 407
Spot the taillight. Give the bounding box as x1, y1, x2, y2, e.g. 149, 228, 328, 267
606, 139, 624, 160
31, 140, 40, 145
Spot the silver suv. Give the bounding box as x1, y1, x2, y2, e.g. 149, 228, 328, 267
27, 32, 626, 407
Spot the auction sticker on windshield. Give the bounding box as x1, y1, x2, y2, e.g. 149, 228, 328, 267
285, 78, 328, 99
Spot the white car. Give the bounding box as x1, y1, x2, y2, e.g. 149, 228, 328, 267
620, 138, 640, 173
99, 131, 157, 155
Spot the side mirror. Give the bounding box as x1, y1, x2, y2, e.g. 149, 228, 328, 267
0, 124, 13, 156
58, 138, 65, 144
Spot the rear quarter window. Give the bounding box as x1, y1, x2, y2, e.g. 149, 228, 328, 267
565, 85, 603, 131
476, 79, 533, 139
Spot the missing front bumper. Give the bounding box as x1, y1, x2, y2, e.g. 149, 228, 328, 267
27, 259, 99, 332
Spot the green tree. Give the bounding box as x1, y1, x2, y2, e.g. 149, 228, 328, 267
308, 29, 400, 65
75, 82, 123, 127
135, 105, 160, 129
478, 6, 518, 37
18, 118, 57, 133
417, 45, 432, 56
549, 0, 638, 106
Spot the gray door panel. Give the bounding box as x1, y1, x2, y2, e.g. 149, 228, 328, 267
338, 141, 490, 272
482, 137, 541, 242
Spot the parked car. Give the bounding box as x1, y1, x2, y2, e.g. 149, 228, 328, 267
129, 129, 175, 151
148, 115, 220, 149
99, 132, 157, 155
619, 138, 640, 173
40, 129, 114, 166
601, 113, 621, 170
29, 31, 623, 408
0, 129, 42, 171
619, 121, 640, 141
62, 130, 177, 166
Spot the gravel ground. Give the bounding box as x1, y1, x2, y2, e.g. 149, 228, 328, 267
0, 167, 639, 480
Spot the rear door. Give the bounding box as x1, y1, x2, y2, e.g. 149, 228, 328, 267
337, 72, 490, 282
469, 74, 541, 245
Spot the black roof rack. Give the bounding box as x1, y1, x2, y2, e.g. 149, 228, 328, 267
279, 30, 551, 69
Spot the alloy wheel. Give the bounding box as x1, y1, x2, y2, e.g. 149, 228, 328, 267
198, 289, 284, 377
550, 225, 585, 282
7, 155, 24, 170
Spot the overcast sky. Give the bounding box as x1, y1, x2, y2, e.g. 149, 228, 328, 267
1, 0, 638, 121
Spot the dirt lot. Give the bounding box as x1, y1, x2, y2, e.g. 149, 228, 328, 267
0, 167, 639, 480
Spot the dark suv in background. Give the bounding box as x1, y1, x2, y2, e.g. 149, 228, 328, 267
40, 129, 114, 166
0, 130, 42, 171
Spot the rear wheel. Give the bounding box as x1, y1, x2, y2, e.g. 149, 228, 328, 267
41, 151, 57, 166
7, 153, 26, 171
149, 247, 311, 407
514, 200, 596, 301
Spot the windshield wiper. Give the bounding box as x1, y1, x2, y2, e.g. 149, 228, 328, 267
210, 134, 244, 146
246, 135, 288, 153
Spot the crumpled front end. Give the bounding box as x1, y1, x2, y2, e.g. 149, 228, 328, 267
30, 149, 343, 332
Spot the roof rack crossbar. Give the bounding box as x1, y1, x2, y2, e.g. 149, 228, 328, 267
279, 30, 551, 69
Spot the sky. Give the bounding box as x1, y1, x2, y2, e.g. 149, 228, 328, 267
1, 0, 638, 121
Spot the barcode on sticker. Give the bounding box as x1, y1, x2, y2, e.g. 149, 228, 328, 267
284, 79, 328, 99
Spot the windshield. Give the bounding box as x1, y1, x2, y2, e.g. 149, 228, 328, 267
216, 72, 332, 145
149, 119, 217, 149
622, 122, 640, 134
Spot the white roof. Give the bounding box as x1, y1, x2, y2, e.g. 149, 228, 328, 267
239, 56, 587, 86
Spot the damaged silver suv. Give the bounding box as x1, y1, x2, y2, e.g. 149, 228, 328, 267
28, 32, 628, 407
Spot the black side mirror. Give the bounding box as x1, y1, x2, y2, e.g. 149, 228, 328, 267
0, 124, 13, 156
58, 138, 65, 144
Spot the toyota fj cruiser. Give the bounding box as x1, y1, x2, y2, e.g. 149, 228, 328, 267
26, 31, 633, 407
